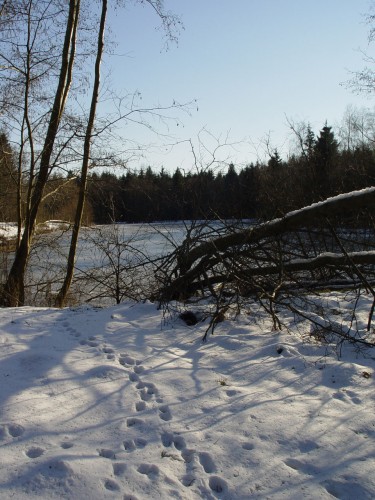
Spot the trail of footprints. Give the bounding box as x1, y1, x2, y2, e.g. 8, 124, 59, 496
116, 350, 228, 496
7, 316, 228, 498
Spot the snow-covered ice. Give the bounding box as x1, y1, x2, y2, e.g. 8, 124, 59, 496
0, 299, 374, 499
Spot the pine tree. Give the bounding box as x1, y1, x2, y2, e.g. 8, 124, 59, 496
313, 124, 338, 200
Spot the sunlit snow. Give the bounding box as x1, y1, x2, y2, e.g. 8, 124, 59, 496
0, 298, 374, 499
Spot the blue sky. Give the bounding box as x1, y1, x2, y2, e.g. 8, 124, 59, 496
105, 0, 375, 172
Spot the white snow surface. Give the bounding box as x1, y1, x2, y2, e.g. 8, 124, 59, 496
0, 300, 374, 499
0, 223, 18, 241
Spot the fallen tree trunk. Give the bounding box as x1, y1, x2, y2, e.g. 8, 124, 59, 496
157, 187, 375, 302
176, 187, 375, 273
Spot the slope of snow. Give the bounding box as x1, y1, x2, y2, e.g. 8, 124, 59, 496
0, 300, 374, 499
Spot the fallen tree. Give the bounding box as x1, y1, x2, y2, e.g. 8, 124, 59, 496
155, 187, 375, 346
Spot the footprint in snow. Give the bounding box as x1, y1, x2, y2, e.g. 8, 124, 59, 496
198, 451, 216, 473
322, 478, 370, 499
181, 474, 196, 487
225, 389, 240, 397
332, 389, 362, 405
112, 462, 127, 476
104, 478, 120, 491
123, 438, 147, 452
129, 372, 140, 383
98, 448, 116, 459
161, 432, 186, 450
126, 417, 144, 427
79, 338, 99, 347
284, 457, 319, 475
60, 441, 74, 449
298, 439, 319, 453
209, 476, 228, 494
242, 442, 255, 451
345, 390, 362, 405
136, 380, 156, 397
135, 401, 147, 412
0, 423, 25, 439
159, 405, 172, 421
25, 446, 44, 459
119, 355, 136, 366
87, 340, 99, 347
137, 463, 159, 479
6, 424, 25, 438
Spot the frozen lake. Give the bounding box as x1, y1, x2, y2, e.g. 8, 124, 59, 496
6, 220, 251, 306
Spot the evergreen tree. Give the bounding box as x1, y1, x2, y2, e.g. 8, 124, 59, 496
313, 124, 338, 199
267, 149, 283, 169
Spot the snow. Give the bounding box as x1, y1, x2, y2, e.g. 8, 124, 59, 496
0, 222, 18, 241
0, 299, 374, 499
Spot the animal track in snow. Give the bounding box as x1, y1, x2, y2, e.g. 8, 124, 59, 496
322, 478, 370, 499
133, 364, 145, 374
25, 446, 44, 458
119, 355, 135, 366
98, 448, 116, 459
159, 405, 172, 421
242, 442, 255, 451
112, 462, 127, 476
181, 474, 196, 487
181, 449, 195, 463
60, 441, 74, 449
126, 417, 144, 428
297, 439, 319, 453
129, 372, 140, 383
198, 452, 216, 473
137, 463, 159, 478
161, 432, 186, 450
135, 401, 146, 412
283, 458, 319, 475
0, 423, 25, 439
209, 475, 228, 494
123, 438, 147, 452
87, 340, 99, 347
139, 388, 152, 402
104, 478, 120, 491
225, 389, 240, 397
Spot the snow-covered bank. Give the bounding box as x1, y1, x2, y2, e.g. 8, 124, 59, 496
0, 300, 374, 499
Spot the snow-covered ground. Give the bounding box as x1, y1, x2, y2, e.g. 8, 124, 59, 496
0, 298, 374, 499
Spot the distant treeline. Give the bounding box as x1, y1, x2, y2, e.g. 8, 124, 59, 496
1, 123, 375, 224
86, 124, 375, 223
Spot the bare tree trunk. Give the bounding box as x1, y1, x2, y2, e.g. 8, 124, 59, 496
0, 0, 80, 307
55, 0, 107, 308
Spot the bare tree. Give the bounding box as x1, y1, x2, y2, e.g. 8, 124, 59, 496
0, 0, 81, 306
54, 0, 107, 308
54, 0, 187, 307
0, 0, 188, 307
